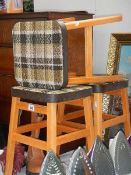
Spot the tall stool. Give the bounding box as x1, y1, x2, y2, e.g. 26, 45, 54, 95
5, 20, 95, 175
58, 80, 131, 139
5, 85, 94, 175
92, 80, 131, 138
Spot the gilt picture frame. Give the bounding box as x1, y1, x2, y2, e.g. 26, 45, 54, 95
104, 33, 131, 113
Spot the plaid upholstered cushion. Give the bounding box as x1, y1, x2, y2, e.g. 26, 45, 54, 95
12, 20, 68, 90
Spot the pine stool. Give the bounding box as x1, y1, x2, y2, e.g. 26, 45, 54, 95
5, 85, 94, 175
61, 80, 131, 139
92, 80, 131, 138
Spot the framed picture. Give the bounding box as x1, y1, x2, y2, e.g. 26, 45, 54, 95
105, 33, 131, 113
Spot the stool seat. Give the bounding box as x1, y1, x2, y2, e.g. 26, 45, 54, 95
90, 79, 128, 93
12, 85, 92, 103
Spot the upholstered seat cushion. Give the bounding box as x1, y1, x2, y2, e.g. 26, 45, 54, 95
91, 136, 115, 175
109, 131, 131, 175
11, 85, 92, 103
12, 20, 68, 90
90, 79, 128, 93
68, 147, 95, 175
39, 151, 66, 175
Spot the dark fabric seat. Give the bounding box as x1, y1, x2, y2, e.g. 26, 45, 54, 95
11, 85, 92, 103
90, 79, 128, 93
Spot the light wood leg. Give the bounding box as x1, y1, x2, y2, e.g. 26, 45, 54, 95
121, 88, 131, 136
83, 96, 94, 150
93, 93, 103, 138
5, 97, 20, 175
47, 103, 57, 153
57, 103, 65, 154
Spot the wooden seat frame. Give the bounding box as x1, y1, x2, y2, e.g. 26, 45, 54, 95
65, 15, 124, 84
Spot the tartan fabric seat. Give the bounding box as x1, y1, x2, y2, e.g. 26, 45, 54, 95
4, 20, 95, 175
13, 20, 68, 90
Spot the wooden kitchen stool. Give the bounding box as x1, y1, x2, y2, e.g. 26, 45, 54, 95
60, 80, 131, 139
92, 80, 131, 138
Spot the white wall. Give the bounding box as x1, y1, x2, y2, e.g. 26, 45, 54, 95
34, 0, 131, 73
34, 0, 96, 13
94, 0, 131, 73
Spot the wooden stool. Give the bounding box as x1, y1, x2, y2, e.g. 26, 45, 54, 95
61, 80, 131, 139
65, 15, 123, 84
92, 80, 131, 138
5, 85, 94, 175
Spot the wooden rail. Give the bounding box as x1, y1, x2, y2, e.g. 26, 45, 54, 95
65, 15, 122, 30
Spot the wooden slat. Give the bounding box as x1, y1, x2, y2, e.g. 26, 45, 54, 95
65, 15, 122, 30
64, 110, 84, 120
105, 89, 123, 96
47, 103, 57, 153
68, 74, 124, 84
64, 99, 83, 106
83, 96, 94, 149
102, 113, 115, 120
85, 26, 93, 76
16, 120, 47, 133
57, 124, 79, 133
102, 115, 125, 129
62, 120, 85, 129
4, 97, 20, 175
12, 133, 47, 150
121, 88, 131, 136
57, 129, 89, 145
93, 93, 103, 137
17, 101, 47, 114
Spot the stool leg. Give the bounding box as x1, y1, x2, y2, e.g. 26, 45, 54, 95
47, 103, 57, 153
57, 103, 65, 154
93, 93, 103, 138
121, 88, 131, 136
5, 97, 20, 175
83, 96, 94, 150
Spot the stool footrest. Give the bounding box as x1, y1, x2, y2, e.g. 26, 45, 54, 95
57, 129, 89, 145
64, 110, 84, 120
12, 133, 47, 150
16, 120, 47, 133
102, 115, 125, 129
